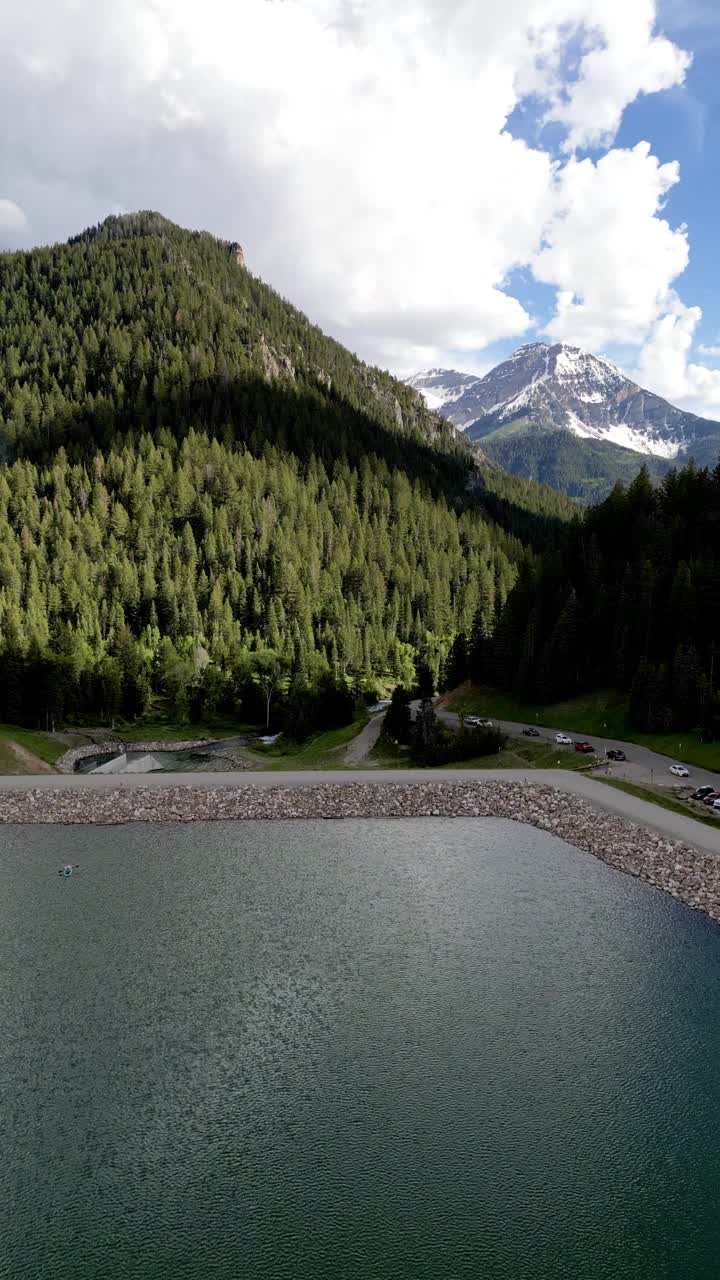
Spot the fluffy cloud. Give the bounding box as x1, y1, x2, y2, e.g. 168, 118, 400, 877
0, 0, 694, 371
0, 198, 29, 245
0, 198, 27, 227
543, 0, 691, 151
633, 300, 720, 413
536, 143, 689, 349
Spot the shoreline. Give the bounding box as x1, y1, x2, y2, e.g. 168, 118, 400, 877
1, 778, 719, 925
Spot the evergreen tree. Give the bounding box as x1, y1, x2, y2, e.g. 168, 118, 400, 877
382, 686, 412, 745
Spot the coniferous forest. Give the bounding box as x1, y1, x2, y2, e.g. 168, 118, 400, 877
463, 465, 720, 738
0, 213, 569, 733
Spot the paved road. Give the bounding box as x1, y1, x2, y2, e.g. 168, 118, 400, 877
1, 767, 719, 854
437, 708, 720, 791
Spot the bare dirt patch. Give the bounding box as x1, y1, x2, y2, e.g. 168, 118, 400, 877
4, 741, 56, 775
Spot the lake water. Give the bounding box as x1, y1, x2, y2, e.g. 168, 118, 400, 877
2, 818, 720, 1279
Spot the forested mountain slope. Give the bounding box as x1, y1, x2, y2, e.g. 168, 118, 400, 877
0, 212, 457, 468
0, 213, 571, 730
479, 464, 720, 738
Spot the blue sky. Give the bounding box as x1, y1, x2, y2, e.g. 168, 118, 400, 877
475, 1, 720, 393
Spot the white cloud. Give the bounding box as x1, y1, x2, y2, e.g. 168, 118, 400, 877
0, 0, 693, 370
0, 198, 29, 231
535, 142, 689, 350
543, 0, 691, 151
698, 344, 720, 357
633, 300, 720, 415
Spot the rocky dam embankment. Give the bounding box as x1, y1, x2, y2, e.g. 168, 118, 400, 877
1, 780, 719, 926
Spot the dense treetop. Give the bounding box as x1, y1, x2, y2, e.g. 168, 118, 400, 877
0, 210, 459, 465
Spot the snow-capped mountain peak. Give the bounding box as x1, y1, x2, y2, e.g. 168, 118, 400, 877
408, 341, 720, 463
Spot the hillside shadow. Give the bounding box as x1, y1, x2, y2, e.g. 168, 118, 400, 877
11, 371, 570, 548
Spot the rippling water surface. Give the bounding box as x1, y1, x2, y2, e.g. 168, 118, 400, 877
2, 818, 720, 1279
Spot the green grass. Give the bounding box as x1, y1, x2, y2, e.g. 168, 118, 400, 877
368, 737, 413, 767
438, 739, 597, 771
247, 718, 368, 770
120, 716, 254, 743
369, 735, 594, 771
0, 724, 68, 765
443, 686, 720, 773
594, 776, 720, 828
474, 416, 536, 444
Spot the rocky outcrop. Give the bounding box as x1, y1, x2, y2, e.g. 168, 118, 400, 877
229, 242, 246, 268
2, 780, 719, 925
258, 334, 295, 382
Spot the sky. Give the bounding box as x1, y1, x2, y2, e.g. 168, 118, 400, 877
2, 0, 720, 415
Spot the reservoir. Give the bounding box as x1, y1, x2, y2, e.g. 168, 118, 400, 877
2, 818, 720, 1278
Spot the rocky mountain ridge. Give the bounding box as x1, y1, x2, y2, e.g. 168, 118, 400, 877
409, 342, 720, 467
408, 342, 720, 499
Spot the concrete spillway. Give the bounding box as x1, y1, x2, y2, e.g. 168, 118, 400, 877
91, 753, 165, 775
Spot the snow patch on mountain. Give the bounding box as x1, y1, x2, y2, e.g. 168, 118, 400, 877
409, 342, 720, 462
406, 367, 481, 417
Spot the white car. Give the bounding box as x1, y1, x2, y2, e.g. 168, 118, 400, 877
466, 716, 493, 728
713, 798, 720, 811
669, 764, 689, 778
555, 733, 573, 745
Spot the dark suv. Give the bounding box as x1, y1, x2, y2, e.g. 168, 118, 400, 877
606, 749, 627, 762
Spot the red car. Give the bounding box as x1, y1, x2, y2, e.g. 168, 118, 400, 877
703, 791, 720, 806
574, 741, 595, 753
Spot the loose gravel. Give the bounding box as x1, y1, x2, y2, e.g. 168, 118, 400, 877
1, 780, 719, 925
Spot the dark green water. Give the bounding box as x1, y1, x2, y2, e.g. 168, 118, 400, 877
2, 818, 720, 1279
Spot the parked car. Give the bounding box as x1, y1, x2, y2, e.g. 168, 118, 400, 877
669, 764, 690, 778
606, 749, 627, 761
466, 716, 493, 728
713, 798, 720, 811
692, 785, 716, 801
555, 733, 573, 745
703, 791, 720, 806
522, 727, 541, 737
574, 741, 595, 753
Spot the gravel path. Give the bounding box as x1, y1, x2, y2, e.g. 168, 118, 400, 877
5, 741, 56, 775
344, 713, 386, 764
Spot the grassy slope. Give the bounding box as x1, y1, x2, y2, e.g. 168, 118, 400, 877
0, 739, 22, 773
594, 776, 720, 828
120, 716, 255, 742
247, 719, 368, 770
0, 724, 69, 766
443, 687, 720, 773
